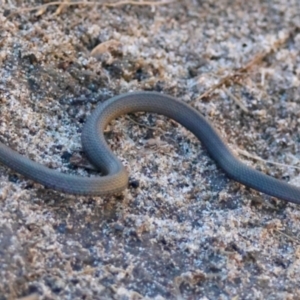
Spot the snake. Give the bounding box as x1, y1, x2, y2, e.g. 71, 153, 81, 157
0, 91, 299, 204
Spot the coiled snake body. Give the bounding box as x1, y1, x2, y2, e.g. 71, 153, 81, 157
0, 92, 300, 204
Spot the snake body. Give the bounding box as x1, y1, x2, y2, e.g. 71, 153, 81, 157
0, 91, 300, 204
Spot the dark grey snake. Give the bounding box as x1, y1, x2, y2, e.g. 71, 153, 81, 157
0, 91, 299, 204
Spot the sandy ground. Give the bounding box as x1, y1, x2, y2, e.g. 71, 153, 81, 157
0, 0, 300, 299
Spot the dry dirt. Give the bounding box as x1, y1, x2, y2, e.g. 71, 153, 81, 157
0, 1, 300, 299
